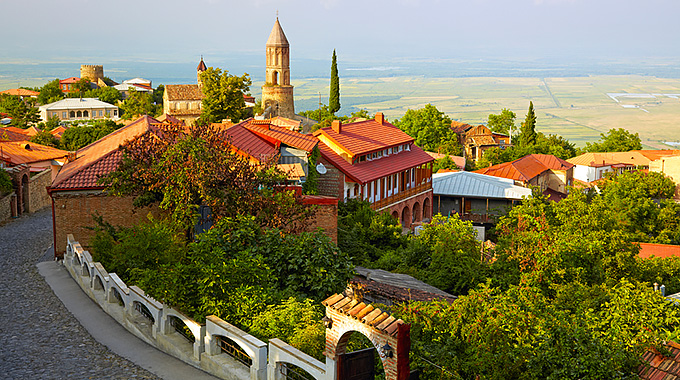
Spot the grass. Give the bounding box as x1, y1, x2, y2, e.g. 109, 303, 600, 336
251, 75, 680, 148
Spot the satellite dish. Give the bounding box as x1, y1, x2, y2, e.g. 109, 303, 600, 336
316, 163, 327, 175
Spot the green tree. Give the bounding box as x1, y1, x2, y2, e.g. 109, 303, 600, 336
302, 146, 320, 195
30, 130, 60, 148
96, 86, 122, 105
60, 120, 121, 150
198, 67, 252, 124
37, 79, 64, 105
120, 87, 155, 119
433, 155, 460, 172
487, 108, 516, 135
518, 101, 537, 147
66, 78, 92, 98
329, 49, 340, 114
584, 128, 642, 152
0, 94, 40, 128
0, 169, 13, 196
393, 104, 461, 155
152, 84, 164, 105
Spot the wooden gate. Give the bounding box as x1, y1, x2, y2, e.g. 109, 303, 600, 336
338, 347, 375, 380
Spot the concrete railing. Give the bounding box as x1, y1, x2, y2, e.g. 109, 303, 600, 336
63, 234, 331, 380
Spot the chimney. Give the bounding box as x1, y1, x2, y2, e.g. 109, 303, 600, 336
375, 112, 384, 124
332, 119, 342, 134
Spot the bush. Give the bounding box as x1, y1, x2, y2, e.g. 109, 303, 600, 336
0, 169, 13, 196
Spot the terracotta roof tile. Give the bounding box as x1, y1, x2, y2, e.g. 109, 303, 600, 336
313, 118, 414, 156
0, 88, 39, 97
51, 115, 160, 190
0, 127, 30, 142
243, 119, 317, 152
450, 121, 475, 134
0, 141, 69, 165
165, 84, 204, 101
637, 243, 680, 259
640, 342, 680, 380
218, 122, 277, 161
319, 143, 433, 185
475, 154, 573, 182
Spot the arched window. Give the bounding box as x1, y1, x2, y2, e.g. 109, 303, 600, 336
83, 110, 89, 118
76, 111, 82, 118
273, 71, 279, 85
70, 111, 75, 118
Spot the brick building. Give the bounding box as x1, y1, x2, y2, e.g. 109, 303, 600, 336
313, 113, 434, 228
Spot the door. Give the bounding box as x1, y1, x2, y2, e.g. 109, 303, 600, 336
338, 348, 375, 380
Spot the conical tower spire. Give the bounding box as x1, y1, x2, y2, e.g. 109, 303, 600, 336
261, 17, 294, 118
266, 17, 289, 47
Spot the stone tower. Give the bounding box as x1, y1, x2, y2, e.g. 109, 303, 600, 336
261, 18, 295, 119
197, 56, 207, 90
80, 65, 104, 83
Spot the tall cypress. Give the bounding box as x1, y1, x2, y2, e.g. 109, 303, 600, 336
519, 101, 537, 147
329, 49, 340, 114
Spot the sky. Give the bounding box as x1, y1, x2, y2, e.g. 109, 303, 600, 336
2, 0, 680, 64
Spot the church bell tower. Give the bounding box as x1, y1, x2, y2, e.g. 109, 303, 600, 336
261, 17, 295, 119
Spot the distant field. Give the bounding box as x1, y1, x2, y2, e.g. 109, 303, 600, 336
253, 75, 680, 148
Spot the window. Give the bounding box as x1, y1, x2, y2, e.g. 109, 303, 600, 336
83, 110, 89, 118
113, 110, 118, 116
76, 111, 82, 118
62, 111, 67, 118
70, 111, 75, 118
99, 110, 103, 117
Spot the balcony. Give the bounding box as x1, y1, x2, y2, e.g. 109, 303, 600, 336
459, 213, 496, 224
370, 182, 432, 211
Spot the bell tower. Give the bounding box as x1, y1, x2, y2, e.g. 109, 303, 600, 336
261, 17, 295, 119
197, 56, 207, 90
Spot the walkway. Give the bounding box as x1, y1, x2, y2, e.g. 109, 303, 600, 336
0, 209, 219, 380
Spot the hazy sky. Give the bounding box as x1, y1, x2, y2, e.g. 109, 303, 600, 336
3, 0, 679, 64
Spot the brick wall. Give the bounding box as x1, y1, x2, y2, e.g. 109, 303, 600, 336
52, 191, 162, 256
316, 157, 344, 199
301, 196, 338, 243
28, 169, 52, 213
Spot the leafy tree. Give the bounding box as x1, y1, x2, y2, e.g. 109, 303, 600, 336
302, 146, 320, 195
60, 120, 121, 151
393, 104, 461, 155
38, 114, 61, 131
96, 86, 122, 105
37, 79, 64, 105
433, 155, 460, 172
0, 169, 13, 196
152, 84, 164, 105
30, 130, 60, 148
66, 78, 92, 98
518, 101, 537, 147
120, 87, 155, 119
583, 128, 642, 152
198, 67, 252, 124
0, 94, 40, 128
99, 122, 311, 232
337, 199, 406, 265
487, 108, 516, 135
329, 49, 340, 114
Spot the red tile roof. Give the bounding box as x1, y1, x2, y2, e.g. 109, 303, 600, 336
637, 242, 680, 259
319, 143, 433, 184
219, 122, 277, 161
49, 126, 68, 138
51, 115, 160, 191
0, 141, 69, 165
0, 128, 30, 142
313, 118, 413, 156
475, 154, 573, 182
450, 121, 475, 134
244, 119, 317, 152
197, 58, 207, 72
165, 84, 204, 101
0, 88, 39, 97
639, 341, 680, 380
59, 77, 81, 84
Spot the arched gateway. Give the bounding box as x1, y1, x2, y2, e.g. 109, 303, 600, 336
322, 294, 411, 380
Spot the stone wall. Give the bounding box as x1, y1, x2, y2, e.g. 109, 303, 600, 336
28, 169, 52, 213
261, 85, 295, 119
301, 196, 338, 244
0, 193, 13, 224
51, 191, 163, 256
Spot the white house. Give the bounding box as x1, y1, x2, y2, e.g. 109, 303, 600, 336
39, 98, 119, 122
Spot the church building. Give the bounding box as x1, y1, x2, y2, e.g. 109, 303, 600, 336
261, 18, 295, 119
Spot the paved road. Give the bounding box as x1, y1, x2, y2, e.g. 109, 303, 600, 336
0, 209, 160, 379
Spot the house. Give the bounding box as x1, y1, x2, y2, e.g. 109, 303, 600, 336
0, 88, 39, 100
649, 154, 680, 199
474, 154, 574, 200
0, 140, 68, 177
313, 112, 434, 228
163, 63, 205, 125
568, 150, 680, 184
451, 122, 510, 162
39, 98, 119, 122
58, 77, 83, 94
113, 83, 153, 99
432, 171, 532, 224
123, 78, 152, 89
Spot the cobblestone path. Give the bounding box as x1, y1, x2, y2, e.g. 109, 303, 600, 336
0, 209, 160, 380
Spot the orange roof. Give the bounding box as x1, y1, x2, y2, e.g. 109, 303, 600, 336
197, 58, 207, 72
319, 143, 433, 184
59, 77, 81, 84
0, 141, 68, 165
450, 121, 474, 134
568, 152, 647, 167
0, 128, 30, 142
277, 163, 306, 180
313, 117, 413, 156
218, 122, 277, 161
637, 242, 680, 259
0, 88, 39, 97
475, 154, 573, 182
24, 126, 41, 137
639, 341, 680, 379
51, 115, 160, 190
425, 151, 465, 168
269, 116, 302, 131
49, 126, 68, 138
635, 149, 680, 161
244, 119, 317, 152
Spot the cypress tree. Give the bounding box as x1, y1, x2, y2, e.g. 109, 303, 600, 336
329, 49, 340, 114
519, 101, 537, 147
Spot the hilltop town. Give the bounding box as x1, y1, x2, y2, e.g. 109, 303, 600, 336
2, 17, 680, 380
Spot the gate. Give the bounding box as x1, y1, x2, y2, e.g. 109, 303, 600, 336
338, 347, 375, 380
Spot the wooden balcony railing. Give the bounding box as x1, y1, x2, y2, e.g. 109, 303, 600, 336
370, 182, 432, 210
460, 213, 496, 224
